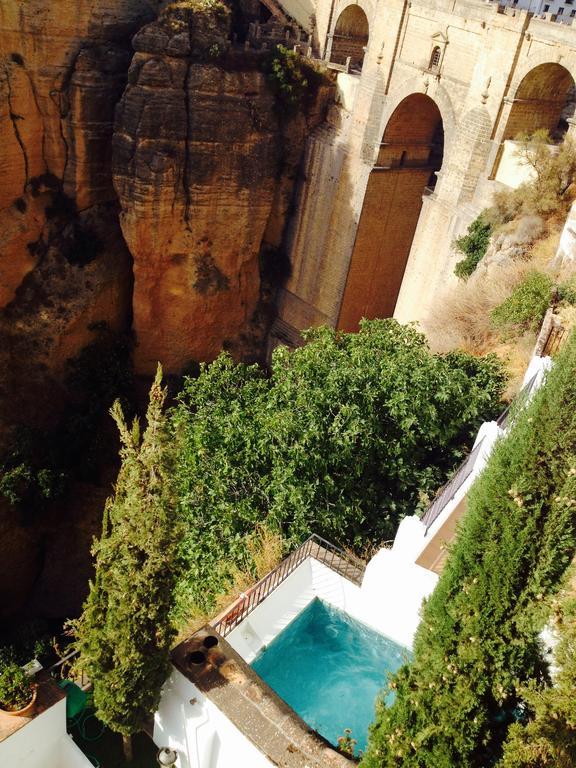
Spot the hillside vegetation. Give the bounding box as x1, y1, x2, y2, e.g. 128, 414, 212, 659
425, 132, 576, 394
362, 329, 576, 768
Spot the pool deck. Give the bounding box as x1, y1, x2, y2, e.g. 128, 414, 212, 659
172, 627, 354, 768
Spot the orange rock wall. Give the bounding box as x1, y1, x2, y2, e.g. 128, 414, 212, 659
114, 42, 281, 372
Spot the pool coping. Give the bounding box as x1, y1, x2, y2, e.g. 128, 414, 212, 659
172, 626, 356, 767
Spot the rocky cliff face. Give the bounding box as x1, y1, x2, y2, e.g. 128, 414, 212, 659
0, 0, 332, 618
0, 0, 158, 617
0, 0, 158, 429
114, 5, 279, 371
113, 4, 331, 372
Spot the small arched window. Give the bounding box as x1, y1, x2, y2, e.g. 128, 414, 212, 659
429, 46, 441, 69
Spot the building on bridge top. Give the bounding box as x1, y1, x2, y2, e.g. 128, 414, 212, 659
500, 0, 575, 24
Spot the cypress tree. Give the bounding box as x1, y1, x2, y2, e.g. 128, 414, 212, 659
362, 331, 576, 768
74, 366, 181, 761
499, 558, 576, 768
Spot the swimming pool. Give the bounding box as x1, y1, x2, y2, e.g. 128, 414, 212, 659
251, 598, 409, 754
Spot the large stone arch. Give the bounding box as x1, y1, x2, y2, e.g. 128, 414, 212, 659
370, 78, 457, 164
330, 4, 370, 71
490, 59, 576, 183
505, 62, 575, 139
338, 91, 445, 330
506, 51, 576, 108
332, 0, 374, 31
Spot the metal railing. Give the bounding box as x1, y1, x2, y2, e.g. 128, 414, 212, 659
47, 649, 90, 690
211, 534, 365, 637
420, 437, 485, 535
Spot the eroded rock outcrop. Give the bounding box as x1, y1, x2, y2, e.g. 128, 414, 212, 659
114, 2, 332, 371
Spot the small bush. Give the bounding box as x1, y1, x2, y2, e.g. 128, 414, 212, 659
558, 278, 576, 305
454, 216, 493, 280
0, 662, 33, 712
264, 45, 325, 112
491, 271, 553, 336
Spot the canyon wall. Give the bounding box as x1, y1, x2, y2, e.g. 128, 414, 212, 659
113, 5, 331, 372
0, 0, 157, 617
0, 0, 332, 618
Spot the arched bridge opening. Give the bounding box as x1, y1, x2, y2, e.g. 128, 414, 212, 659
330, 5, 369, 72
493, 63, 576, 185
338, 93, 444, 331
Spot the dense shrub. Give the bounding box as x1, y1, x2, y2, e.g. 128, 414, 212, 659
491, 271, 553, 336
171, 319, 506, 618
500, 563, 576, 768
453, 216, 493, 280
557, 277, 576, 306
0, 662, 34, 712
361, 330, 576, 768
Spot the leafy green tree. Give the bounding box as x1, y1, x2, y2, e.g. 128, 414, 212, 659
453, 216, 493, 280
74, 366, 181, 761
499, 561, 576, 768
172, 319, 505, 619
361, 330, 576, 768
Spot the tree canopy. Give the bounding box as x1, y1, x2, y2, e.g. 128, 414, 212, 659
171, 319, 506, 619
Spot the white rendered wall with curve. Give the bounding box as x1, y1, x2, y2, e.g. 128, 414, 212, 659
0, 698, 93, 768
153, 669, 273, 768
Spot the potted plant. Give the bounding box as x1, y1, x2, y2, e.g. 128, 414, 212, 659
0, 661, 36, 716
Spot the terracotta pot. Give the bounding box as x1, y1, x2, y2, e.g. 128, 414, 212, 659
0, 686, 37, 718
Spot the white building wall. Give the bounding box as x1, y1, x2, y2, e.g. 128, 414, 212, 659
497, 0, 575, 23
0, 698, 92, 768
153, 669, 274, 768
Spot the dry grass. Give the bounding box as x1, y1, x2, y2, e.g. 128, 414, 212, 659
176, 526, 284, 640
423, 260, 532, 356
423, 224, 566, 396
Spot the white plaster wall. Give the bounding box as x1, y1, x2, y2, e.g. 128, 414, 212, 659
494, 140, 539, 189
153, 669, 273, 768
226, 555, 421, 656
553, 199, 576, 267
521, 354, 553, 391
0, 698, 92, 768
360, 550, 438, 647
335, 72, 360, 111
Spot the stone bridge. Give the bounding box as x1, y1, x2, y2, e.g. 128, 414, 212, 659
269, 0, 576, 345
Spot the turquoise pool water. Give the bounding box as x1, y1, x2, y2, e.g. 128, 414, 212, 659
251, 598, 409, 754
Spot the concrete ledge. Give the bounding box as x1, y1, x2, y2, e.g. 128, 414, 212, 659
172, 627, 353, 768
